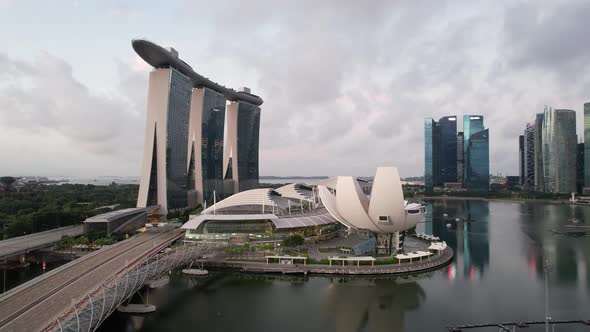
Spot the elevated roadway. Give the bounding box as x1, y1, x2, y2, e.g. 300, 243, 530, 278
0, 225, 84, 260
0, 227, 183, 332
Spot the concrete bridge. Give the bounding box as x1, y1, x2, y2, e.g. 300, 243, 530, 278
0, 225, 84, 262
0, 227, 199, 332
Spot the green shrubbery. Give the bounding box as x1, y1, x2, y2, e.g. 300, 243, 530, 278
282, 235, 304, 247
60, 234, 114, 248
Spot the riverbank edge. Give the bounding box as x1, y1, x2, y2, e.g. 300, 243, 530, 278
191, 246, 454, 276
423, 196, 571, 205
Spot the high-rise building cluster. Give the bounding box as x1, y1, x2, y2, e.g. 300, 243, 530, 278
518, 106, 583, 194
424, 115, 489, 191
132, 39, 263, 214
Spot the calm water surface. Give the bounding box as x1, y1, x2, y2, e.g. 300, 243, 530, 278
102, 200, 590, 331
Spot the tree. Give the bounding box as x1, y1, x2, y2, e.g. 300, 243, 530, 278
282, 234, 304, 247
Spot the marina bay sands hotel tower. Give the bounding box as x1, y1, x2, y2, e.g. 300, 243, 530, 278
132, 39, 263, 215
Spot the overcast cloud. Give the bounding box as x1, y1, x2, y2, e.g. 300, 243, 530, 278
0, 0, 589, 178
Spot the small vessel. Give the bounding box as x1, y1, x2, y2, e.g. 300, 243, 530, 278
443, 213, 448, 217
455, 218, 461, 222
446, 223, 452, 228
182, 269, 209, 276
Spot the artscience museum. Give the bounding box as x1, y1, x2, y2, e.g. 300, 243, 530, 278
182, 167, 424, 255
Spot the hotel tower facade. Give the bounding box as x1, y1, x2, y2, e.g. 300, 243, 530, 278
133, 39, 263, 214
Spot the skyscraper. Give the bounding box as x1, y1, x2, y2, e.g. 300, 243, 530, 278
463, 115, 489, 190
463, 115, 484, 157
541, 107, 577, 194
133, 39, 263, 214
424, 118, 440, 191
518, 135, 524, 185
439, 116, 458, 183
224, 97, 262, 194
465, 129, 489, 190
524, 123, 535, 188
584, 102, 590, 192
188, 87, 227, 205
534, 113, 545, 192
577, 142, 584, 194
457, 132, 464, 184
137, 66, 192, 213
424, 116, 458, 191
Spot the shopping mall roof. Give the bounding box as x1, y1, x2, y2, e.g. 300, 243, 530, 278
202, 187, 314, 215
84, 207, 146, 223
181, 212, 337, 231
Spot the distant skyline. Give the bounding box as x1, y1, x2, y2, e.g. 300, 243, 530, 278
1, 0, 590, 177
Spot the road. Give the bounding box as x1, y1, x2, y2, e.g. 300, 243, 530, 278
0, 225, 84, 260
0, 228, 183, 332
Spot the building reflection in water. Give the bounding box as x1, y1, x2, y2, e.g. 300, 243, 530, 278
520, 202, 590, 292
325, 278, 426, 332
422, 200, 490, 281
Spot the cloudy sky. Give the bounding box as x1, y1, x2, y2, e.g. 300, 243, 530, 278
1, 0, 589, 178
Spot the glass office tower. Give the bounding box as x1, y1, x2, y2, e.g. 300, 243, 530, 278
584, 102, 590, 190
463, 115, 484, 155
465, 129, 489, 190
457, 132, 464, 184
424, 116, 457, 191
424, 118, 440, 191
541, 107, 577, 193
577, 142, 584, 193
439, 116, 458, 183
534, 113, 545, 192
519, 135, 524, 184
463, 115, 485, 183
524, 123, 535, 188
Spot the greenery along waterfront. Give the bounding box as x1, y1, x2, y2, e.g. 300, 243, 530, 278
0, 183, 138, 239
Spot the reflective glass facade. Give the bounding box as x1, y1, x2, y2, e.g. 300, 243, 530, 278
534, 113, 545, 191
584, 102, 590, 188
463, 115, 484, 182
457, 132, 464, 184
165, 68, 192, 210
439, 116, 458, 183
465, 129, 489, 190
577, 143, 584, 193
424, 116, 458, 191
542, 108, 577, 193
518, 135, 524, 184
237, 102, 261, 192
524, 123, 535, 188
463, 115, 484, 155
424, 118, 439, 191
201, 88, 227, 203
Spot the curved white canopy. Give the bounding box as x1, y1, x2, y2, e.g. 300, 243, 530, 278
318, 166, 425, 234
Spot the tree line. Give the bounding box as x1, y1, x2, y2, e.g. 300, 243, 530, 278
0, 183, 138, 239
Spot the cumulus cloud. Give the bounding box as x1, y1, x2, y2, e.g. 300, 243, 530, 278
0, 51, 146, 176
1, 0, 590, 178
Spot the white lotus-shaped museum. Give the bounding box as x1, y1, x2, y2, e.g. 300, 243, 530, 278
318, 167, 425, 234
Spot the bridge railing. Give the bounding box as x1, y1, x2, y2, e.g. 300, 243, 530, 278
42, 241, 226, 332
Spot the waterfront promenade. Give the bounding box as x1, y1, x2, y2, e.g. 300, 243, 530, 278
198, 246, 453, 276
